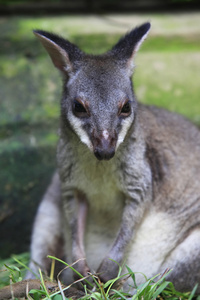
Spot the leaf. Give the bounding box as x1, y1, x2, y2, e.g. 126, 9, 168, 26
13, 255, 39, 279
90, 292, 103, 300
110, 289, 128, 300
4, 264, 22, 283
152, 281, 170, 298
38, 268, 50, 298
188, 283, 198, 300
52, 295, 68, 300
47, 255, 94, 288
29, 289, 47, 296
136, 279, 152, 297
126, 265, 138, 288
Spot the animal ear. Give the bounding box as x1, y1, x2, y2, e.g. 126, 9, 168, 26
111, 22, 151, 74
33, 30, 83, 73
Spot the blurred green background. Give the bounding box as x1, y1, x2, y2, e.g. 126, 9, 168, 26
0, 7, 200, 262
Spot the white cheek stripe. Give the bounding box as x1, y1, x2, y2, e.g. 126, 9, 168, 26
68, 113, 93, 150
67, 112, 132, 152
116, 117, 132, 149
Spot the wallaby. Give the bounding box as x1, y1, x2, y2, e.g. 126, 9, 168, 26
26, 23, 200, 293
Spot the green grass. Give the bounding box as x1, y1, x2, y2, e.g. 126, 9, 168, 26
0, 255, 199, 299
0, 252, 29, 288
134, 51, 200, 123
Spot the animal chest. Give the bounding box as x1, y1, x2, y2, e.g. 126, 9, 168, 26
60, 152, 125, 270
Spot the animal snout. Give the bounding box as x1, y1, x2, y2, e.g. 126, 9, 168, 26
93, 131, 117, 160
94, 145, 115, 160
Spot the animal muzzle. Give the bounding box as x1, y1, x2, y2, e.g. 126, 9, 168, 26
92, 131, 117, 161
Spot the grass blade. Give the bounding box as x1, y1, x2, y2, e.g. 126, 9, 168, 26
12, 256, 39, 279
39, 268, 50, 298
151, 281, 170, 298
111, 289, 128, 300
188, 283, 198, 300
47, 256, 93, 288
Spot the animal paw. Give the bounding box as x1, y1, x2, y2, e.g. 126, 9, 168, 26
73, 259, 91, 281
97, 257, 119, 283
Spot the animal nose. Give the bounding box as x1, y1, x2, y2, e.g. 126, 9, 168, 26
93, 136, 116, 160
92, 130, 117, 160
94, 147, 115, 160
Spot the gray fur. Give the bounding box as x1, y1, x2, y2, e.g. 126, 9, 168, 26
26, 23, 200, 293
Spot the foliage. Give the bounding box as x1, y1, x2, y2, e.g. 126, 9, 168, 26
0, 252, 29, 288
1, 17, 200, 128
0, 255, 199, 299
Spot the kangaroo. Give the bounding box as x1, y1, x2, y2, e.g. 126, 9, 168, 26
26, 23, 200, 293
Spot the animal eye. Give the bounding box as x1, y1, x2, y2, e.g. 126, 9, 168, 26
74, 101, 86, 113
73, 100, 87, 116
120, 101, 131, 116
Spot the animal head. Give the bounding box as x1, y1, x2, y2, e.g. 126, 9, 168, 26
34, 23, 150, 160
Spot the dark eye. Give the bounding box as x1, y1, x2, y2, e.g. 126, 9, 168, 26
120, 101, 131, 116
73, 100, 88, 117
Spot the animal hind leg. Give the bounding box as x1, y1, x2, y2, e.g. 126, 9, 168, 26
162, 228, 200, 293
25, 172, 64, 279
